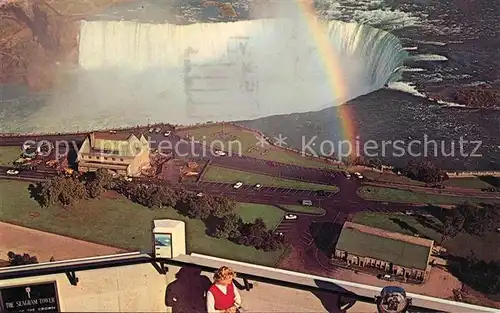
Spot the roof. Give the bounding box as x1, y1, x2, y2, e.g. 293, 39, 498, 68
78, 132, 148, 157
336, 223, 432, 270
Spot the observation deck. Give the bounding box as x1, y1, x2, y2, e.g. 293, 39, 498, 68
0, 251, 497, 313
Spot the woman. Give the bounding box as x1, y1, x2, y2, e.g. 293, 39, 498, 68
206, 266, 242, 313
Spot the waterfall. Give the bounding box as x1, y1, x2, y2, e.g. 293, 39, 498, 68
16, 18, 407, 132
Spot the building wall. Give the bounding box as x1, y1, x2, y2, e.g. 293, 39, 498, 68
77, 146, 150, 176
334, 250, 426, 280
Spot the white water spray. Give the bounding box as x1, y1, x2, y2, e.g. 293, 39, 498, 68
5, 18, 407, 132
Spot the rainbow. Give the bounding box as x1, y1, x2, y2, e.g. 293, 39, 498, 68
295, 0, 357, 145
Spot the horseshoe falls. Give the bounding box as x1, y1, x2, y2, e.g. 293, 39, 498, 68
15, 18, 407, 132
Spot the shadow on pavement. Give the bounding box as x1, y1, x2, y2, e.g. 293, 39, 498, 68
310, 222, 342, 255
478, 175, 500, 187
165, 266, 212, 313
313, 279, 358, 313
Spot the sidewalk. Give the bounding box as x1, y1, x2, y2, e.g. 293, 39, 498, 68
0, 222, 126, 263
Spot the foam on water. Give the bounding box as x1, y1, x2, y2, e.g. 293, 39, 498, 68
402, 67, 425, 72
387, 82, 426, 98
2, 18, 407, 132
411, 54, 449, 61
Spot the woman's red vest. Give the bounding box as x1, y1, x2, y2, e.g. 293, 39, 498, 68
209, 283, 235, 310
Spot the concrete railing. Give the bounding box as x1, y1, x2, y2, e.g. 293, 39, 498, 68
2, 251, 494, 313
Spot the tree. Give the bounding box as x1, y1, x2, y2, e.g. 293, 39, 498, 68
441, 208, 465, 242
449, 252, 500, 295
213, 214, 242, 239
86, 180, 103, 199
94, 169, 115, 189
7, 251, 38, 266
31, 176, 86, 207
186, 197, 212, 219
401, 160, 448, 183
208, 196, 236, 218
458, 202, 500, 236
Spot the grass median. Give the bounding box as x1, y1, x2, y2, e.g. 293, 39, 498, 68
280, 205, 326, 215
204, 166, 339, 191
0, 180, 284, 266
177, 123, 340, 170
0, 146, 21, 166
361, 170, 497, 190
351, 212, 442, 242
357, 186, 500, 205
234, 203, 284, 229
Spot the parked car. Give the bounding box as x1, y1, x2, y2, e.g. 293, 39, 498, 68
164, 131, 171, 137
353, 172, 363, 179
405, 210, 414, 215
343, 171, 351, 179
154, 127, 161, 133
233, 182, 243, 189
214, 150, 226, 156
254, 184, 262, 189
379, 274, 395, 281
109, 130, 117, 134
196, 192, 204, 197
149, 128, 154, 133
302, 200, 313, 206
124, 177, 133, 182
6, 169, 19, 175
285, 214, 298, 220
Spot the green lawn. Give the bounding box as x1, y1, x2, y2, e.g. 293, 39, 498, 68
358, 186, 500, 205
0, 146, 22, 166
204, 166, 339, 191
178, 123, 340, 170
234, 203, 284, 229
443, 177, 495, 189
362, 170, 495, 190
351, 212, 442, 242
360, 170, 425, 186
0, 180, 284, 266
281, 205, 326, 215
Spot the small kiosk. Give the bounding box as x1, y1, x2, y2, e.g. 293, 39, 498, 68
153, 220, 186, 259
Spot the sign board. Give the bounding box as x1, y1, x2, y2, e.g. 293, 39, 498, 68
154, 232, 173, 259
0, 282, 60, 312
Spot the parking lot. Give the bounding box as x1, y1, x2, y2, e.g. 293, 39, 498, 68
199, 181, 337, 197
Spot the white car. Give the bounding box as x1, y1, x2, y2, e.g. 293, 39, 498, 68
148, 128, 154, 133
285, 214, 298, 220
164, 131, 171, 137
124, 177, 133, 182
354, 172, 364, 179
343, 171, 351, 179
154, 127, 161, 133
233, 182, 243, 189
196, 192, 204, 197
6, 169, 19, 175
214, 150, 226, 156
254, 184, 262, 189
